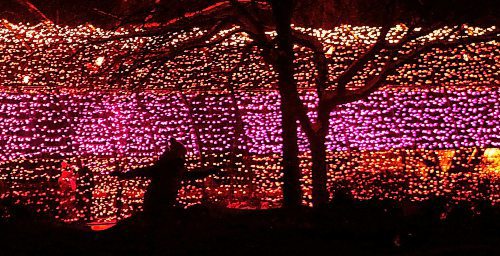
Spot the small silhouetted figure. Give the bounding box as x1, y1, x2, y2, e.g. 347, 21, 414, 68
331, 184, 354, 207
76, 159, 94, 222
476, 177, 492, 215
112, 138, 217, 224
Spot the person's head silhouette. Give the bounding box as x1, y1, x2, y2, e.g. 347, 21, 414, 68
169, 137, 176, 146
168, 137, 187, 160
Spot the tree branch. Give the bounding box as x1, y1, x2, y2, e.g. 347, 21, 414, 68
155, 0, 270, 30
295, 98, 316, 140
291, 30, 328, 98
323, 28, 499, 107
218, 42, 258, 76
334, 26, 391, 93
229, 0, 269, 37
106, 21, 245, 89
385, 24, 442, 49
15, 0, 52, 24
70, 0, 273, 62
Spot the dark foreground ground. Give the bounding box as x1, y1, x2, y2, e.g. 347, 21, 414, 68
1, 200, 499, 256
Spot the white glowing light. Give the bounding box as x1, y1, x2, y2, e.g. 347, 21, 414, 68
22, 75, 30, 84
95, 56, 105, 66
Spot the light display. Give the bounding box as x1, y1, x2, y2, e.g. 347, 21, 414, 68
0, 21, 498, 223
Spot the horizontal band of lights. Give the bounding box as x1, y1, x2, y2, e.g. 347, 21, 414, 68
0, 22, 497, 90
0, 89, 498, 222
0, 22, 498, 223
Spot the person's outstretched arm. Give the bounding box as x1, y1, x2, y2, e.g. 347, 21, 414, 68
182, 166, 220, 181
112, 165, 155, 179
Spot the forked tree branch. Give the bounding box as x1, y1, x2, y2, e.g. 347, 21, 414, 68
107, 22, 247, 88
334, 26, 391, 93
15, 0, 52, 23
291, 30, 329, 98
324, 28, 498, 107
69, 0, 272, 61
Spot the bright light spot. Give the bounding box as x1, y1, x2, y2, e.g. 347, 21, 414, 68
438, 149, 455, 172
22, 75, 30, 84
325, 46, 334, 55
483, 148, 499, 175
463, 53, 469, 61
484, 148, 499, 159
95, 56, 105, 66
89, 222, 115, 231
87, 23, 96, 32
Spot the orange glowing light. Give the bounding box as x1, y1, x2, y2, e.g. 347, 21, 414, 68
325, 46, 334, 55
89, 222, 116, 231
483, 148, 500, 175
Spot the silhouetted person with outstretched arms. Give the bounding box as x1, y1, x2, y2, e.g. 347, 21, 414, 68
111, 138, 218, 224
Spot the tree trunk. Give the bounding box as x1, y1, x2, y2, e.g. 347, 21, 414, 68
310, 124, 329, 208
271, 0, 302, 208
178, 93, 205, 165
280, 97, 302, 208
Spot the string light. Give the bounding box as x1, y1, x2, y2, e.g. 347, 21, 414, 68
95, 56, 105, 67
22, 75, 30, 84
0, 22, 497, 223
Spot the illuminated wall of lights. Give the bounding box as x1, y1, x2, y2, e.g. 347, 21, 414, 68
0, 22, 498, 223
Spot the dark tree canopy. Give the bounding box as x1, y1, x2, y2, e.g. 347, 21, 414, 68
1, 0, 498, 28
